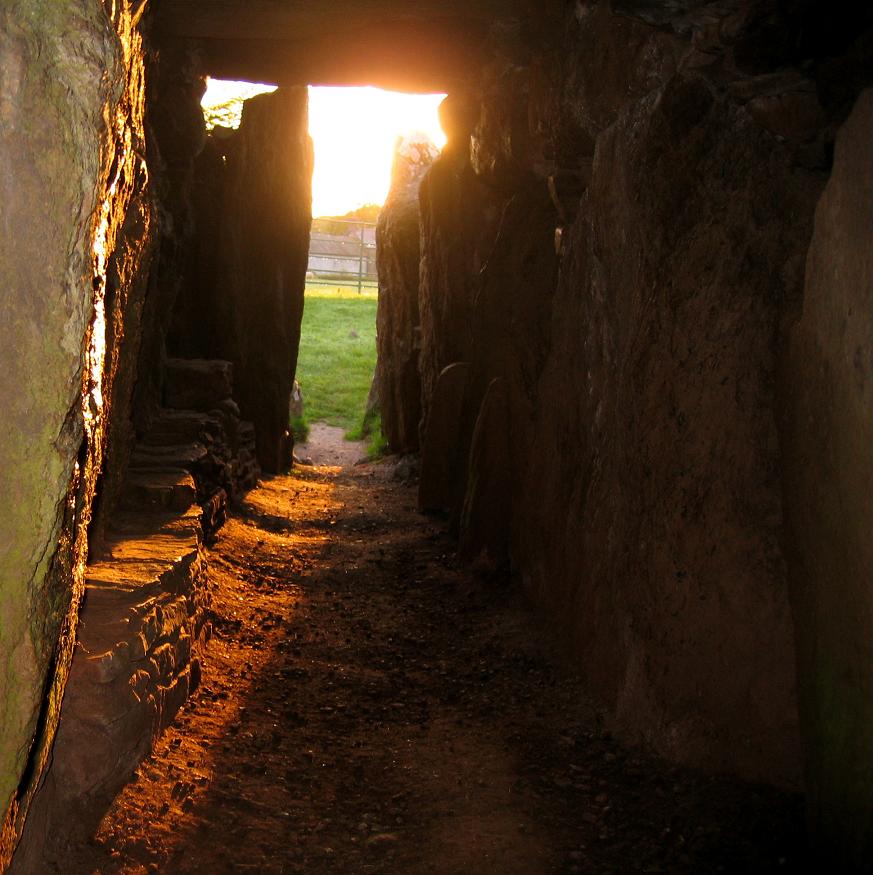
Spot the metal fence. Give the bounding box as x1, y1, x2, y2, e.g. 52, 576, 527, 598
307, 218, 377, 293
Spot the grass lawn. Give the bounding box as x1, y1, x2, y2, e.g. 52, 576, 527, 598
294, 284, 378, 436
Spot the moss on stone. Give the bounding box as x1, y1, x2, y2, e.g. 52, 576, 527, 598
0, 0, 122, 850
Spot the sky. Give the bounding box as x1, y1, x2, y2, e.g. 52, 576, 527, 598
201, 81, 446, 218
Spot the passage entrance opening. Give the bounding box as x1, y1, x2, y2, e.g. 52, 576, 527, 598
201, 80, 446, 461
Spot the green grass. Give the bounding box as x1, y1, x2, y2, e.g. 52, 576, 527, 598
295, 285, 378, 436
364, 417, 389, 459
289, 414, 310, 444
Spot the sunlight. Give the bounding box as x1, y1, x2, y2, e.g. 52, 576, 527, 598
201, 78, 278, 129
201, 80, 445, 218
308, 86, 445, 218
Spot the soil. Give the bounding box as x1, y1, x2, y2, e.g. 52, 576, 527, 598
65, 432, 808, 874
294, 422, 365, 468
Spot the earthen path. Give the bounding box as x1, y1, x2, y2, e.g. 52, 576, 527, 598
68, 446, 804, 873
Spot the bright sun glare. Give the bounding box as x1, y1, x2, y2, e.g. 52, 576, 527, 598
201, 80, 446, 219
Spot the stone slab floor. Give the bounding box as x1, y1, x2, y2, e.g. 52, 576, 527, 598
62, 453, 807, 873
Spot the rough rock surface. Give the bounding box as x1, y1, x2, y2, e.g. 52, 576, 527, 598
459, 378, 511, 564
138, 358, 261, 533
0, 0, 868, 869
417, 4, 831, 791
0, 1, 151, 862
418, 363, 472, 516
781, 88, 873, 868
14, 349, 261, 868
375, 135, 438, 453
171, 88, 313, 474
130, 40, 207, 450
519, 70, 816, 785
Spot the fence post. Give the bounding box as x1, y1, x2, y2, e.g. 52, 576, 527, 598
357, 222, 365, 294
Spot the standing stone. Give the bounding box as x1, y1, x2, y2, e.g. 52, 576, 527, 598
517, 69, 813, 786
0, 1, 151, 864
417, 116, 495, 444
418, 20, 821, 790
418, 363, 472, 514
781, 89, 873, 868
375, 134, 439, 453
459, 378, 512, 564
417, 83, 557, 538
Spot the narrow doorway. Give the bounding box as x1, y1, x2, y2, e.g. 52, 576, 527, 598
298, 86, 445, 464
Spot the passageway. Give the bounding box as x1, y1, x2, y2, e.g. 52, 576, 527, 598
62, 452, 805, 874
4, 1, 873, 871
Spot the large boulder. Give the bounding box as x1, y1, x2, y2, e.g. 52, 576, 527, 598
0, 1, 152, 863
374, 134, 439, 453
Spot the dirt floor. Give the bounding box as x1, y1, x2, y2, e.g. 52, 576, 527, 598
65, 432, 808, 874
294, 423, 365, 468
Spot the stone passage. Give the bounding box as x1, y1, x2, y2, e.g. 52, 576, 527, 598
12, 359, 258, 867
3, 2, 872, 870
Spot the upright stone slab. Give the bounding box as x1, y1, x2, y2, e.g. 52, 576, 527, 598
419, 363, 472, 514
375, 135, 438, 453
459, 378, 512, 564
417, 10, 825, 789
0, 1, 152, 862
781, 89, 873, 868
519, 70, 810, 784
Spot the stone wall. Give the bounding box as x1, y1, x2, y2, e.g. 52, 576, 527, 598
13, 358, 259, 870
418, 3, 834, 790
4, 63, 314, 867
0, 0, 152, 865
130, 39, 207, 448
374, 136, 439, 453
517, 69, 815, 783
780, 89, 873, 868
170, 89, 314, 473
11, 494, 208, 871
0, 0, 869, 867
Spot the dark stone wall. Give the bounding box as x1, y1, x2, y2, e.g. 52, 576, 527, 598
170, 89, 313, 473
780, 88, 873, 868
517, 70, 816, 784
132, 39, 207, 440
417, 1, 849, 793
